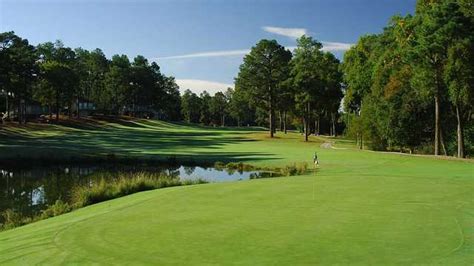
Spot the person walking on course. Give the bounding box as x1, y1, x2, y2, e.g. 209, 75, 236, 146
313, 152, 319, 167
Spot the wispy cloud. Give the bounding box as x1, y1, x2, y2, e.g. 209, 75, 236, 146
262, 26, 307, 39
321, 41, 353, 51
155, 49, 250, 60
175, 79, 233, 95
154, 42, 352, 61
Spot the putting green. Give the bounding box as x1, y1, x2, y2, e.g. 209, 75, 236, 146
0, 120, 472, 264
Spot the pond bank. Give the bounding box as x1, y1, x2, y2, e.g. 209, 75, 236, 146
0, 160, 309, 231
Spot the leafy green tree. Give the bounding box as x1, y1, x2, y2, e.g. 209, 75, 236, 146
210, 92, 228, 126
228, 87, 254, 127
181, 89, 201, 123
321, 52, 343, 136
36, 41, 80, 119
77, 48, 108, 114
0, 32, 38, 123
235, 39, 292, 137
342, 35, 379, 113
161, 76, 181, 120
290, 35, 326, 141
199, 91, 212, 125
39, 61, 78, 121
342, 35, 380, 147
104, 55, 131, 114
445, 39, 474, 157
411, 0, 469, 155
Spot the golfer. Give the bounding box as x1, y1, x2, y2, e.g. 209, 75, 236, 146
313, 152, 319, 166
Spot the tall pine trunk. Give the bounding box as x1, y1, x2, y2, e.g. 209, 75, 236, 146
434, 94, 440, 155
440, 129, 447, 156
17, 100, 21, 124
279, 111, 283, 131
455, 105, 464, 158
317, 117, 320, 135
56, 88, 60, 121
22, 98, 27, 124
76, 97, 80, 118
332, 112, 336, 137
283, 111, 287, 134
269, 99, 274, 138
5, 92, 9, 119
304, 102, 310, 142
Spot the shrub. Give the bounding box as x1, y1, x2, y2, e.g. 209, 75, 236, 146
1, 209, 23, 230
214, 161, 226, 170
277, 162, 308, 176
72, 172, 207, 208
226, 162, 255, 172
40, 200, 71, 219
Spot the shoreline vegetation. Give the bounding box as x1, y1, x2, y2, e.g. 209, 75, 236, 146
0, 161, 309, 231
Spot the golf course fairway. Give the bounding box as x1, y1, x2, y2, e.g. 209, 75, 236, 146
0, 120, 473, 265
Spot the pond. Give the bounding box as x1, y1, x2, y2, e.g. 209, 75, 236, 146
0, 163, 270, 219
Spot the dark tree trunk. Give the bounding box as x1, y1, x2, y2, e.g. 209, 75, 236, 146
439, 128, 447, 156
434, 94, 440, 155
304, 117, 308, 142
269, 110, 274, 137
56, 89, 60, 121
76, 97, 80, 118
22, 98, 27, 124
332, 113, 336, 137
317, 117, 320, 135
283, 111, 287, 134
304, 102, 310, 142
279, 111, 283, 132
5, 92, 9, 119
456, 105, 464, 158
17, 100, 21, 124
269, 105, 274, 138
329, 120, 332, 136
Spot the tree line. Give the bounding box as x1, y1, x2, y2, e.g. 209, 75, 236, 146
342, 0, 473, 157
0, 33, 182, 122
0, 31, 344, 139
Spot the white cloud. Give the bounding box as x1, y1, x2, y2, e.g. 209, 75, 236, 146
321, 41, 353, 51
176, 79, 233, 95
262, 26, 308, 39
153, 42, 351, 62
155, 49, 250, 60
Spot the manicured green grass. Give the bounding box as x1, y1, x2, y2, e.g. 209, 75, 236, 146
0, 119, 473, 264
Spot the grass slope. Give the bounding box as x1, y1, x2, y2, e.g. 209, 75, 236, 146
0, 119, 473, 265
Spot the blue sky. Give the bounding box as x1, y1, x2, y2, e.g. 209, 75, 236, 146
0, 0, 416, 95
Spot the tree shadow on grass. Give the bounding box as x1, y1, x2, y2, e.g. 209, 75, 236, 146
0, 123, 278, 165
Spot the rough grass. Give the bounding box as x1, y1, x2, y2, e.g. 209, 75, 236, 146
71, 172, 206, 207
0, 119, 473, 265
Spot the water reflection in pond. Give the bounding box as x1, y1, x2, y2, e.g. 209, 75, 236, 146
0, 164, 268, 219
